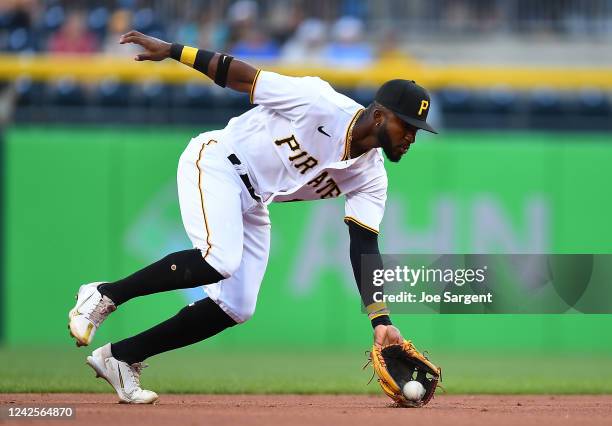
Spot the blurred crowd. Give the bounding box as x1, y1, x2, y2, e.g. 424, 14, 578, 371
0, 0, 405, 66
2, 0, 611, 66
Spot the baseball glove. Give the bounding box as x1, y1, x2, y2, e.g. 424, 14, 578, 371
368, 339, 441, 407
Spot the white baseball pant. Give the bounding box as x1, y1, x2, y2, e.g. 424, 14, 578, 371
177, 132, 271, 323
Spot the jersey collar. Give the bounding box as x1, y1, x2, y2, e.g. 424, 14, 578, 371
340, 108, 365, 161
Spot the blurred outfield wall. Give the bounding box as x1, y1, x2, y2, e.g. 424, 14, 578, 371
3, 126, 612, 352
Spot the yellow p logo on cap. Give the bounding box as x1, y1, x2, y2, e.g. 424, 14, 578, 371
418, 100, 429, 116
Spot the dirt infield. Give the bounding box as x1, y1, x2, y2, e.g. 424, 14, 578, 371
1, 394, 611, 426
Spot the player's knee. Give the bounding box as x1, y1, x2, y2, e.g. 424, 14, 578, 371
200, 249, 242, 279
233, 303, 256, 323
217, 256, 242, 279
225, 254, 242, 278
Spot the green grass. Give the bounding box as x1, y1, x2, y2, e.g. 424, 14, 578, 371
1, 346, 611, 394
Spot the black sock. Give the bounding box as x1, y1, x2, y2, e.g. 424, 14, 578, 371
110, 298, 236, 364
98, 249, 224, 306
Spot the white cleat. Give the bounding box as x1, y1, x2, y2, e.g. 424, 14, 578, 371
68, 282, 116, 347
86, 343, 159, 404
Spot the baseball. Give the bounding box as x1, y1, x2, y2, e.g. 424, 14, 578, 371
402, 380, 426, 401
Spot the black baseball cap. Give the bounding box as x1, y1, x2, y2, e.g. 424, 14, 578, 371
375, 79, 438, 134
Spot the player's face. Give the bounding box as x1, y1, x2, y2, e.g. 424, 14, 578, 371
378, 115, 417, 163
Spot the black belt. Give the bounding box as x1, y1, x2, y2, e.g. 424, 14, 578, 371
227, 154, 261, 202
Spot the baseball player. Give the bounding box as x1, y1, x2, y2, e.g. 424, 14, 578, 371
68, 30, 437, 404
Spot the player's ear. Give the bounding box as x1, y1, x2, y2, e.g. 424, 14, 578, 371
373, 108, 385, 127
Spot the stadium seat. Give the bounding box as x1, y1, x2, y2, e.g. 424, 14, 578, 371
578, 88, 610, 116
174, 82, 212, 109
439, 88, 474, 114
487, 87, 519, 114
95, 78, 131, 107
43, 5, 65, 33
135, 81, 172, 108
48, 78, 86, 107
528, 88, 563, 115
88, 7, 110, 39
14, 77, 43, 107
8, 28, 36, 52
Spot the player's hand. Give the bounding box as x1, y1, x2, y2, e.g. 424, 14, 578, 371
374, 324, 403, 348
119, 30, 171, 62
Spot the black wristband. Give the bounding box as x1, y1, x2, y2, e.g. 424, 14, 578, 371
371, 315, 392, 328
214, 54, 234, 88
170, 43, 184, 61
194, 49, 215, 74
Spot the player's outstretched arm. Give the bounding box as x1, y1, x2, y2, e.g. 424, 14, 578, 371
119, 30, 257, 94
347, 221, 403, 346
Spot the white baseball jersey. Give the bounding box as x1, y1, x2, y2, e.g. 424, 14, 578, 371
226, 70, 387, 233
177, 70, 387, 322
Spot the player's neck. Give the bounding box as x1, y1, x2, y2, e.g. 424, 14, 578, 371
350, 113, 378, 159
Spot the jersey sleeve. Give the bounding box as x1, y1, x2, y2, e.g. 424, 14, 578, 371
250, 70, 323, 121
344, 173, 388, 234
